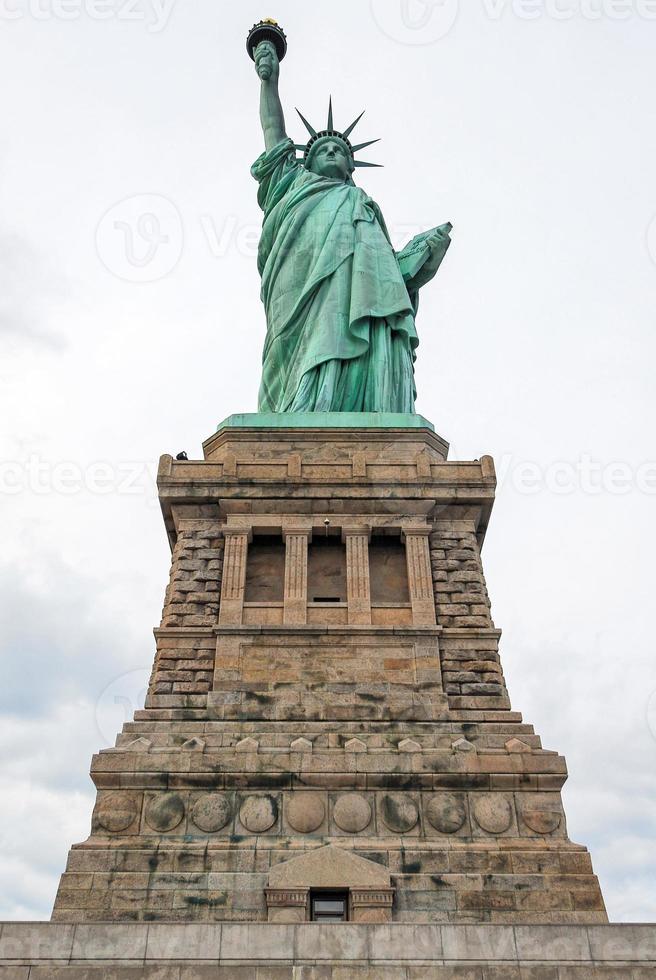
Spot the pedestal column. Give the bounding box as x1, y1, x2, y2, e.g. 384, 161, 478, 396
403, 527, 436, 626
344, 529, 372, 625
283, 529, 310, 625
219, 529, 251, 626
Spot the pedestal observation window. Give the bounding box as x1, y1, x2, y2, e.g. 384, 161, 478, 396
369, 534, 410, 603
310, 890, 349, 922
244, 534, 285, 602
307, 537, 347, 603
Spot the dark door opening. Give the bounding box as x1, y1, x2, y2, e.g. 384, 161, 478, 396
310, 890, 349, 922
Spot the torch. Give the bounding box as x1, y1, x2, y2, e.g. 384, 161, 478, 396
247, 19, 288, 64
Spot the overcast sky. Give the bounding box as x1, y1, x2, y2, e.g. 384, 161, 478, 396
1, 0, 655, 922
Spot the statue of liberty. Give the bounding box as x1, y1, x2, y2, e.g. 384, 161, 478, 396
248, 21, 452, 415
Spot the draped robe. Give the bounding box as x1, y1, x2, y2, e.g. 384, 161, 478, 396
251, 138, 448, 414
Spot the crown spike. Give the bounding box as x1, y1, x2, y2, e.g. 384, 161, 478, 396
296, 109, 317, 138
327, 96, 334, 131
354, 160, 384, 169
343, 110, 366, 139
351, 138, 381, 154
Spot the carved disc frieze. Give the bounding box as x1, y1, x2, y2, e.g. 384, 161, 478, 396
333, 794, 372, 833
145, 794, 186, 833
426, 793, 467, 834
472, 795, 513, 835
522, 809, 562, 835
286, 793, 325, 834
95, 793, 138, 833
381, 794, 419, 833
191, 794, 232, 833
240, 795, 278, 833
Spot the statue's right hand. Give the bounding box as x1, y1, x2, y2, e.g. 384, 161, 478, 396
255, 41, 279, 82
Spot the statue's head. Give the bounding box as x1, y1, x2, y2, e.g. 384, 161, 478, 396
295, 99, 381, 180
305, 137, 355, 181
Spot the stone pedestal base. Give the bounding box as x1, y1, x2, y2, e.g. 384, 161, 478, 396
1, 922, 655, 976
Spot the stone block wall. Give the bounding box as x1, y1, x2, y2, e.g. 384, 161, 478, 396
149, 631, 216, 700
161, 516, 224, 629
4, 922, 656, 977
430, 523, 493, 629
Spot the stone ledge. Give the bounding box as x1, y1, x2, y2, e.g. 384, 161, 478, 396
1, 923, 655, 968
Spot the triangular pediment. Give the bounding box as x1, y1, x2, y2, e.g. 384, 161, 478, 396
268, 845, 391, 889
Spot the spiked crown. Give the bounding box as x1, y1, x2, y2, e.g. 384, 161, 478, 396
295, 98, 382, 170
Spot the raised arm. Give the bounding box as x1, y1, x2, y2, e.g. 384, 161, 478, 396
254, 41, 287, 151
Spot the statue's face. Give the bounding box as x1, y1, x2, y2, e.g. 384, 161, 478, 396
307, 140, 353, 181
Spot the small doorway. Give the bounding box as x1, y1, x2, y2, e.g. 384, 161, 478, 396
310, 890, 349, 922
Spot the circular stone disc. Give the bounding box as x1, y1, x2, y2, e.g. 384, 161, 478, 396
521, 809, 562, 835
95, 793, 138, 833
333, 794, 372, 834
240, 795, 278, 833
286, 794, 326, 834
145, 793, 185, 833
426, 793, 467, 835
381, 794, 419, 834
191, 794, 232, 833
472, 795, 513, 835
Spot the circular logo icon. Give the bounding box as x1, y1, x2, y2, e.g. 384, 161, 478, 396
95, 667, 150, 746
95, 194, 183, 283
370, 0, 460, 45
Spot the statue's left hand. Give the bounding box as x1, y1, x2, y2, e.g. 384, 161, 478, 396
424, 224, 452, 272
398, 222, 452, 291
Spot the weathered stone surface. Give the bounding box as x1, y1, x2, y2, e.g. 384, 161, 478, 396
397, 739, 421, 753
240, 795, 278, 833
472, 795, 513, 835
345, 738, 367, 754
93, 792, 139, 833
236, 737, 259, 753
182, 737, 206, 752
191, 793, 232, 833
426, 793, 467, 834
506, 738, 532, 754
380, 794, 419, 834
2, 923, 656, 973
286, 793, 326, 834
332, 794, 372, 834
290, 738, 313, 753
268, 846, 391, 889
144, 793, 185, 832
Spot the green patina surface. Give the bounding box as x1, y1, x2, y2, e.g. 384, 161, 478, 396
250, 34, 452, 416
217, 412, 436, 432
